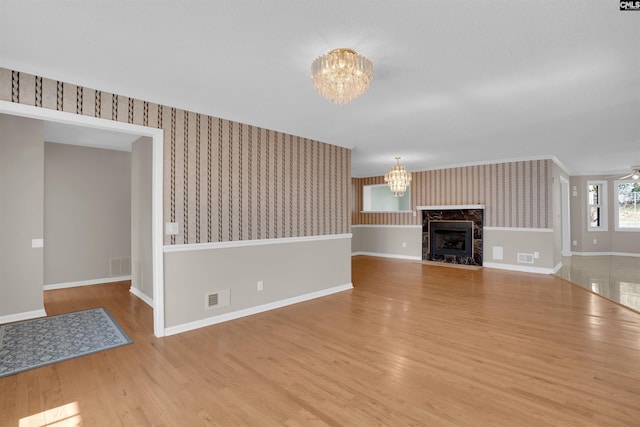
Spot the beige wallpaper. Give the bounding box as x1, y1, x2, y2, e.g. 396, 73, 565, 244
1, 68, 351, 245
353, 159, 552, 228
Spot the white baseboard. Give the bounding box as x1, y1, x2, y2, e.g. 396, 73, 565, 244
43, 276, 132, 290
0, 308, 47, 324
553, 262, 563, 273
164, 283, 353, 336
483, 262, 556, 275
571, 252, 640, 258
351, 251, 422, 260
354, 254, 564, 275
129, 286, 153, 307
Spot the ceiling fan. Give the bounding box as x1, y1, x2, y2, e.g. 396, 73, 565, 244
620, 166, 640, 180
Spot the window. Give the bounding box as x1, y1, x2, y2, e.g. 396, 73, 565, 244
587, 181, 607, 231
614, 180, 640, 231
362, 184, 411, 212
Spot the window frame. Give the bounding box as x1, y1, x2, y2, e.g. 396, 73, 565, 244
587, 180, 608, 232
613, 179, 640, 232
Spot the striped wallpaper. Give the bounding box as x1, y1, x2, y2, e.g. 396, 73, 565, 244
0, 68, 351, 245
352, 160, 551, 228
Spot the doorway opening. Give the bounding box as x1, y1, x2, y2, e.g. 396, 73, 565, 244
0, 100, 165, 337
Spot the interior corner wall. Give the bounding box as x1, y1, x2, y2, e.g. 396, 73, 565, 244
131, 137, 153, 299
551, 161, 568, 267
0, 114, 45, 318
44, 142, 132, 285
1, 67, 352, 333
351, 160, 556, 270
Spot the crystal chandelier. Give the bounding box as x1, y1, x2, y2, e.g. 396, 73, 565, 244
311, 48, 373, 105
384, 157, 412, 197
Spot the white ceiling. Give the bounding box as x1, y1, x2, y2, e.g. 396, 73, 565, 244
44, 121, 138, 152
1, 1, 638, 177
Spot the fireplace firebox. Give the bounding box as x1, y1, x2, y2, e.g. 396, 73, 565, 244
429, 221, 473, 257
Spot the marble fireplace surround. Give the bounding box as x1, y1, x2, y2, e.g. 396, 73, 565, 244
418, 205, 485, 266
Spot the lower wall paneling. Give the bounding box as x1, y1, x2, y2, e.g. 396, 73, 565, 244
351, 226, 558, 273
351, 225, 422, 259
163, 235, 352, 333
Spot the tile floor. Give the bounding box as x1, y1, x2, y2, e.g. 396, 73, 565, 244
555, 255, 640, 312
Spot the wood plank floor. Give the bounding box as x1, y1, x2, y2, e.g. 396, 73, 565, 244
2, 256, 640, 426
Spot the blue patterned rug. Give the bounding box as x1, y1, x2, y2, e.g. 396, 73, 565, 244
0, 307, 131, 377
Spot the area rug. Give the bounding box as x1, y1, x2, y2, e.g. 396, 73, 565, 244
0, 307, 131, 377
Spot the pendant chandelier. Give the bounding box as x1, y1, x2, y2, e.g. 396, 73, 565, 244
384, 157, 412, 197
311, 48, 373, 105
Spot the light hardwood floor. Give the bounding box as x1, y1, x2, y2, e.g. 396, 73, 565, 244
2, 256, 640, 426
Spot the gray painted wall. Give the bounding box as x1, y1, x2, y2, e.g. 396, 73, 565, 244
352, 225, 557, 271
0, 114, 44, 317
352, 226, 422, 258
131, 137, 153, 299
570, 175, 640, 254
551, 162, 569, 266
44, 142, 132, 284
163, 237, 351, 328
484, 229, 555, 270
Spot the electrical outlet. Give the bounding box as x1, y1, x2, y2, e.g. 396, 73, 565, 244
257, 280, 264, 291
572, 240, 577, 246
402, 242, 407, 248
593, 238, 597, 244
534, 252, 540, 259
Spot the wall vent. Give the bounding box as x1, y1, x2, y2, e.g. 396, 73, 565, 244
517, 253, 534, 264
207, 293, 219, 307
110, 257, 131, 276
205, 289, 230, 310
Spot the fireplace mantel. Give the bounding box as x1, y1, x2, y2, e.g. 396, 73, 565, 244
417, 204, 485, 210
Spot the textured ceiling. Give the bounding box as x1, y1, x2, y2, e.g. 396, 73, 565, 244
1, 0, 638, 177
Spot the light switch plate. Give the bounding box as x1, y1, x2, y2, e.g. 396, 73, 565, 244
32, 238, 44, 248
166, 222, 179, 235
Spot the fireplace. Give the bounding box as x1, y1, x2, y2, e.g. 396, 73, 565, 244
419, 205, 484, 266
429, 221, 473, 258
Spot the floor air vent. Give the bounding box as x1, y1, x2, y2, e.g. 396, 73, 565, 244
205, 289, 230, 310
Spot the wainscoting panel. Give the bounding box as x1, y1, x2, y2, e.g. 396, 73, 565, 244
163, 235, 352, 329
